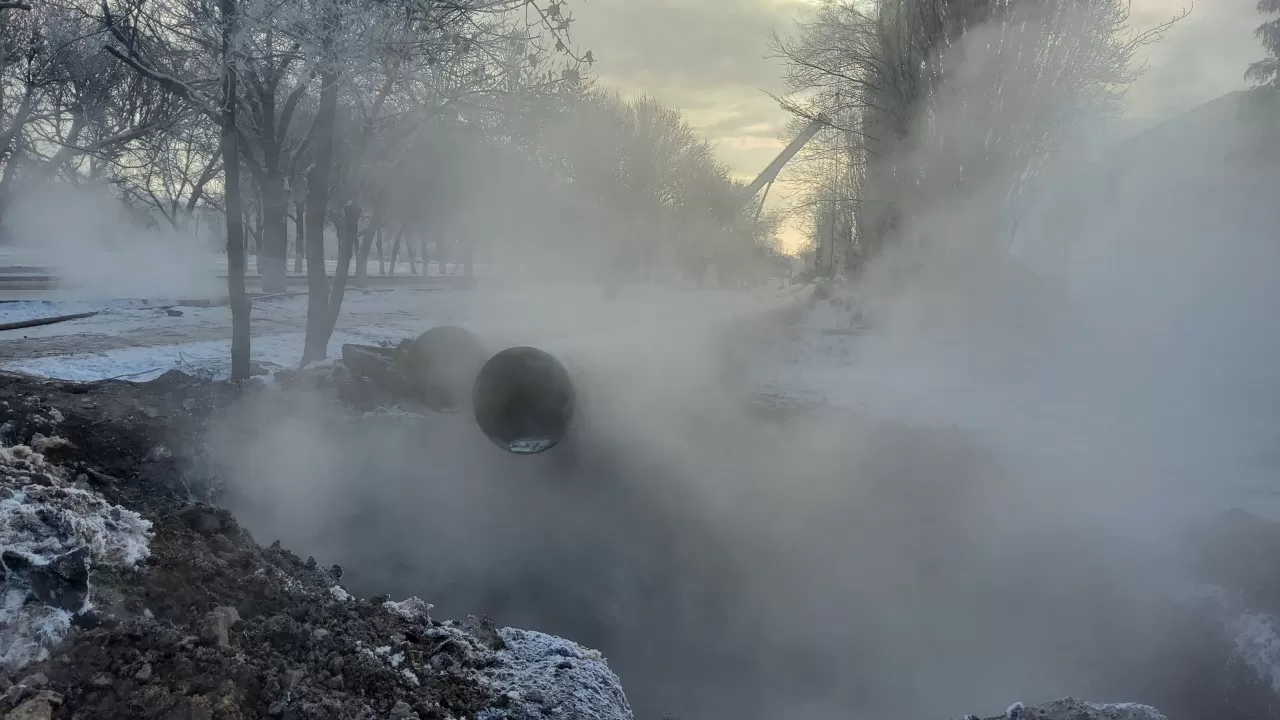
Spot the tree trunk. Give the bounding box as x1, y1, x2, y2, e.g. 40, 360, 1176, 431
354, 225, 376, 287
248, 204, 263, 273
376, 229, 385, 275
405, 229, 417, 275
319, 202, 360, 342
419, 230, 429, 276
0, 151, 25, 227
293, 199, 305, 273
389, 231, 401, 275
463, 233, 474, 284
301, 44, 339, 366
259, 172, 289, 292
221, 0, 250, 381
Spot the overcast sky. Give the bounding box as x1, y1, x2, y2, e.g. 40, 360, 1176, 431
570, 0, 1259, 248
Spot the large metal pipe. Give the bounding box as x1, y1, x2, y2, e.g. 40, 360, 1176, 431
472, 346, 576, 454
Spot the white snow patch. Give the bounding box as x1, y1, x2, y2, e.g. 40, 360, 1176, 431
1227, 611, 1280, 695
475, 627, 632, 720
372, 645, 406, 668
0, 450, 151, 566
253, 565, 303, 593
1035, 698, 1169, 720
362, 406, 431, 420
977, 699, 1168, 720
1179, 578, 1280, 699
29, 433, 73, 455
363, 643, 417, 683
384, 596, 434, 624
0, 586, 72, 669
0, 443, 152, 670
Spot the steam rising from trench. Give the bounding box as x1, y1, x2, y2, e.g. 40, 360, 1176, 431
209, 20, 1280, 720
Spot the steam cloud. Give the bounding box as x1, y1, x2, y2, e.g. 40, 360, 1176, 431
206, 13, 1277, 720
3, 183, 222, 300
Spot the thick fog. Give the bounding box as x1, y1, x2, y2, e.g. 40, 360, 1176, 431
3, 183, 223, 299
202, 13, 1280, 720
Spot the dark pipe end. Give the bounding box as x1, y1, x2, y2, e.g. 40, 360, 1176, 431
404, 325, 488, 411
472, 346, 576, 455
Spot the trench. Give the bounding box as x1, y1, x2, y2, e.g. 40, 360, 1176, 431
211, 286, 1279, 720
219, 387, 1279, 720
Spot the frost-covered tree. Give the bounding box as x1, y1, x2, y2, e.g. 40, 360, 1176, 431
296, 0, 593, 363
99, 0, 253, 377
772, 0, 1185, 272
97, 0, 593, 369
1248, 0, 1280, 87
116, 112, 220, 229
0, 1, 175, 221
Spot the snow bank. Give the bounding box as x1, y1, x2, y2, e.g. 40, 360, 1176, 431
1176, 578, 1280, 700
478, 628, 632, 720
0, 442, 153, 670
998, 698, 1168, 720
376, 596, 631, 720
1226, 611, 1280, 696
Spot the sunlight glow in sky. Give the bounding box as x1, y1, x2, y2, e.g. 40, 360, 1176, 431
572, 0, 1256, 253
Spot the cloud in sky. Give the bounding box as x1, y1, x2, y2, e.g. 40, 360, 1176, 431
569, 0, 1262, 249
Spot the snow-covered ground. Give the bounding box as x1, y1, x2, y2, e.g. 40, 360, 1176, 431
0, 283, 782, 382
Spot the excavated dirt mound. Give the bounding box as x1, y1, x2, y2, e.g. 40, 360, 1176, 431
0, 371, 631, 720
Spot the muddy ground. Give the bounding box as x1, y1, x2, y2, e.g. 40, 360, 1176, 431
0, 367, 1277, 720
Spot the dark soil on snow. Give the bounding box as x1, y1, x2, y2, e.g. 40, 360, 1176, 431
0, 370, 530, 720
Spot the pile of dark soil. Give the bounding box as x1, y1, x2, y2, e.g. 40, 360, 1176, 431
0, 371, 630, 720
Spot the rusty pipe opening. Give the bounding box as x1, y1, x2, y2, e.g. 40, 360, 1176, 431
472, 346, 576, 455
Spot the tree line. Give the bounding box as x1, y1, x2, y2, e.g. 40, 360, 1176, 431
771, 0, 1186, 278
0, 0, 781, 379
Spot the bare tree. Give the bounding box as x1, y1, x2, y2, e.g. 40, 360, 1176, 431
298, 0, 592, 363
101, 0, 252, 378
772, 0, 1186, 271
0, 2, 179, 224
115, 113, 220, 229
1248, 0, 1280, 87
220, 0, 248, 379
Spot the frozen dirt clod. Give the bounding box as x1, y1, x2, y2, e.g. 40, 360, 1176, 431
474, 628, 631, 720
0, 371, 634, 720
1, 441, 153, 670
